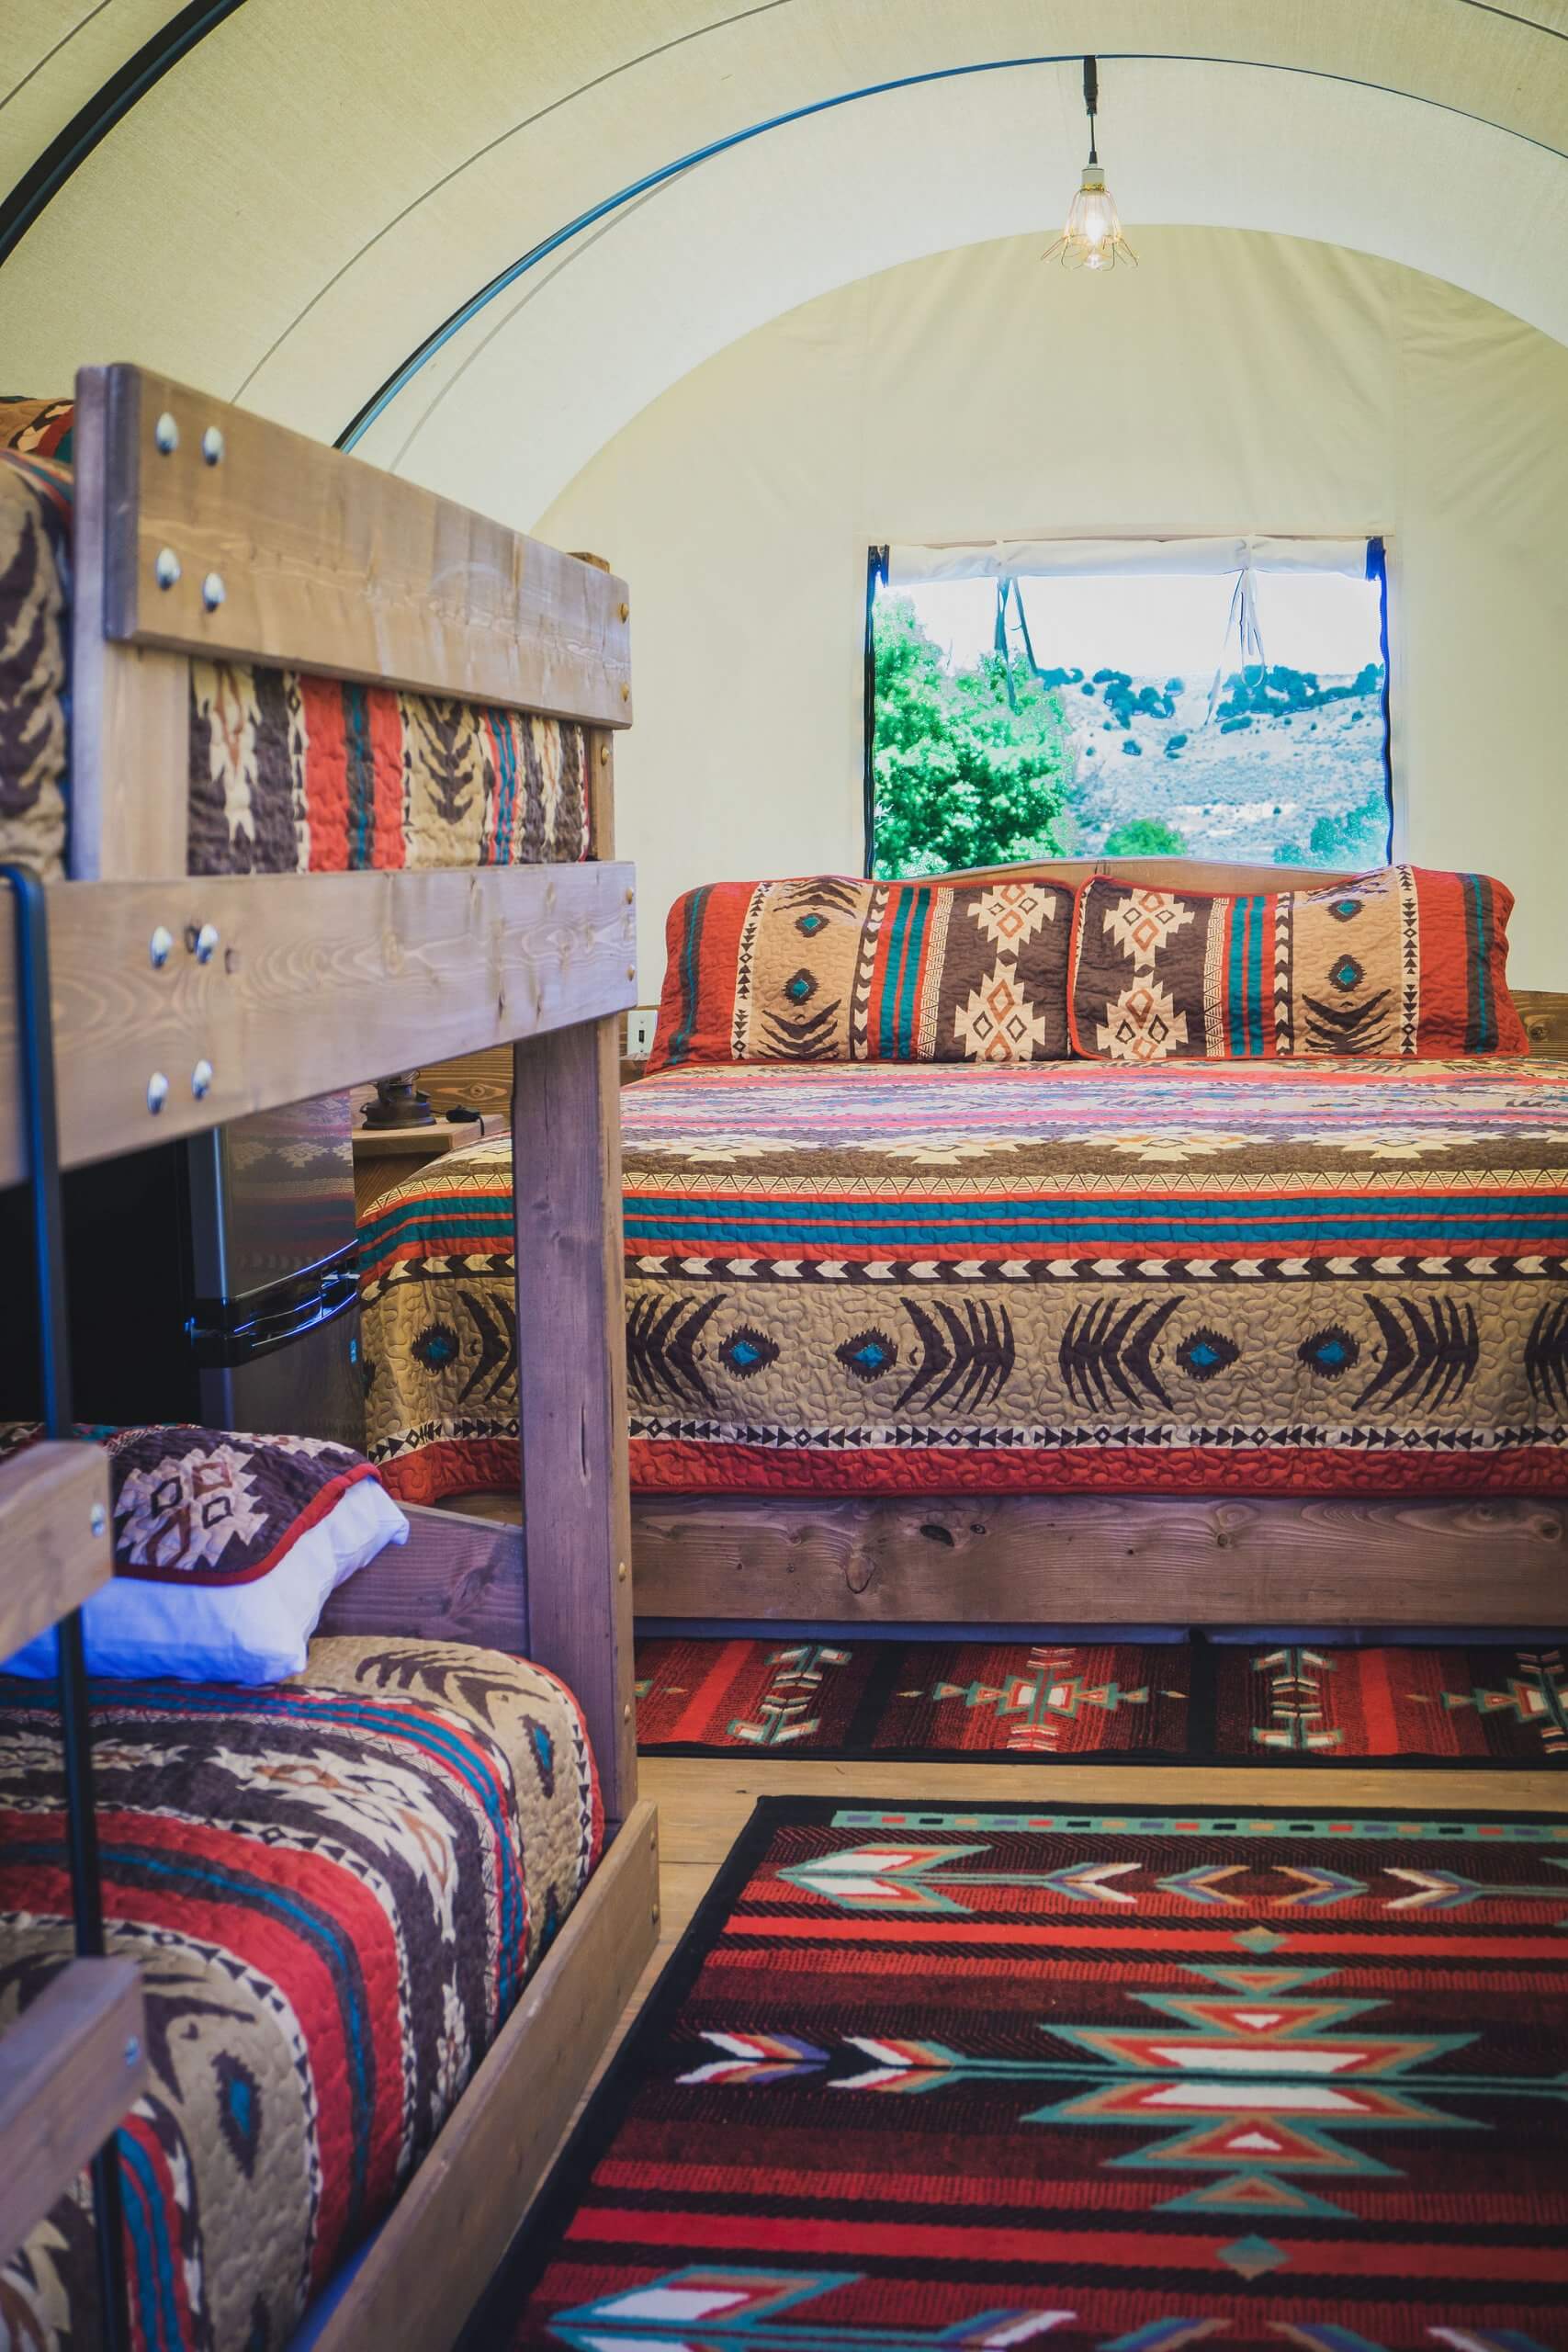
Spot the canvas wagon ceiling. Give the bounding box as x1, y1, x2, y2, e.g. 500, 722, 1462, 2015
5, 1, 1568, 520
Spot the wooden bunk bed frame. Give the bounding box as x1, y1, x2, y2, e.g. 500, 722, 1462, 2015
630, 855, 1568, 1634
0, 366, 658, 2352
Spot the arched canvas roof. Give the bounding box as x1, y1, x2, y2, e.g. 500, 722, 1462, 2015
5, 2, 1568, 519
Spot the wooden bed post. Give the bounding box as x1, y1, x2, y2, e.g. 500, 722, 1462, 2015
512, 1011, 637, 1824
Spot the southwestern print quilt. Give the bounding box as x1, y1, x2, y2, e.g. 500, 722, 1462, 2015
0, 403, 73, 879
1068, 865, 1527, 1063
0, 1634, 600, 2352
647, 874, 1072, 1070
359, 1056, 1568, 1505
474, 1795, 1568, 2351
0, 397, 590, 881
187, 660, 589, 875
633, 1635, 1568, 1767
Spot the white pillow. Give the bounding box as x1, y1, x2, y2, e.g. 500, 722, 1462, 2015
4, 1475, 408, 1687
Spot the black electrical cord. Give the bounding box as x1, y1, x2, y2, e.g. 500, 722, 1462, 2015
1084, 53, 1100, 163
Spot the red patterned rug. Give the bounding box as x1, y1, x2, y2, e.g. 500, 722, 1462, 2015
634, 1637, 1568, 1767
468, 1795, 1568, 2350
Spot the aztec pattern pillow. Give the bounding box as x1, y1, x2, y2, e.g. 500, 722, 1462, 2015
0, 401, 74, 880
0, 1419, 384, 1581
649, 873, 1072, 1070
1067, 865, 1527, 1062
0, 1424, 407, 1683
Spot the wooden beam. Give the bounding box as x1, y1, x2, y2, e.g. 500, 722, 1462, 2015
947, 855, 1355, 892
1515, 989, 1568, 1058
0, 863, 636, 1186
308, 1804, 660, 2352
83, 366, 632, 729
69, 366, 190, 880
0, 1959, 145, 2273
630, 1490, 1568, 1629
586, 727, 615, 861
318, 1505, 526, 1653
0, 1443, 112, 1661
513, 1014, 638, 1823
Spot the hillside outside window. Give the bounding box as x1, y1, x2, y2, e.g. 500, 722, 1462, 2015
865, 537, 1392, 879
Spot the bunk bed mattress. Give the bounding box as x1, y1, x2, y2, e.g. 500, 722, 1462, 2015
0, 1634, 600, 2351
0, 400, 591, 877
360, 1056, 1568, 1501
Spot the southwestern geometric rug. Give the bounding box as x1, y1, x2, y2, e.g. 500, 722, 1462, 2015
467, 1796, 1568, 2350
634, 1635, 1568, 1767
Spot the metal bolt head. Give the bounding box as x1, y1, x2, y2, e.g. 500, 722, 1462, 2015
193, 922, 220, 964
149, 924, 174, 969
201, 571, 226, 611
620, 682, 630, 702
89, 1503, 107, 1539
146, 1072, 169, 1115
124, 2035, 141, 2069
619, 600, 629, 622
154, 412, 179, 455
154, 547, 181, 590
201, 425, 224, 466
622, 1702, 632, 1723
191, 1058, 214, 1100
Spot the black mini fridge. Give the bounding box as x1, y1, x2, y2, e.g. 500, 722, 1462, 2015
1, 1092, 364, 1446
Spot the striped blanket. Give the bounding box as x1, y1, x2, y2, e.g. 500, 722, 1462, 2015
359, 1056, 1568, 1502
0, 1638, 599, 2350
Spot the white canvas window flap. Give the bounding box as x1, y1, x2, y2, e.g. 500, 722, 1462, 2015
887, 537, 1371, 583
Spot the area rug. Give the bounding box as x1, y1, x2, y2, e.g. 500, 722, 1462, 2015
467, 1795, 1568, 2350
634, 1635, 1568, 1767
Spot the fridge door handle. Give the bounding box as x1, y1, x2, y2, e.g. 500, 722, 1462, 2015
187, 1264, 360, 1368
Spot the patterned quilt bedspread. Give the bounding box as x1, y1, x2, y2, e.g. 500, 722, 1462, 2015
0, 1636, 600, 2351
360, 1056, 1568, 1502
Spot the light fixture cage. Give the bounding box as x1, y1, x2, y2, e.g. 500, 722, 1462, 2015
1043, 56, 1137, 272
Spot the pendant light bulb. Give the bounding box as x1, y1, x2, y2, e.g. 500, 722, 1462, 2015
1044, 57, 1137, 273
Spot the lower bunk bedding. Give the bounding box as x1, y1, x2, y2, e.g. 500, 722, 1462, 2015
359, 1055, 1568, 1504
0, 1635, 600, 2351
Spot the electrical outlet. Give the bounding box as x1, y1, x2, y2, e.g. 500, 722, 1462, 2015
626, 1007, 659, 1059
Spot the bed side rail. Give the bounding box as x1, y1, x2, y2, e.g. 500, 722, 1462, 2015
81, 364, 630, 718
0, 1958, 147, 2276
0, 1440, 111, 1660
0, 862, 635, 1184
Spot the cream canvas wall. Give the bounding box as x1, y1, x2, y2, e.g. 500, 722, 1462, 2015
534, 228, 1568, 990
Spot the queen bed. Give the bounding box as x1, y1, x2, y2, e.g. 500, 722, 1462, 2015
360, 866, 1568, 1631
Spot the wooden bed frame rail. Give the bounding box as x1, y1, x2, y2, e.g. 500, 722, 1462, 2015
1, 365, 652, 2347
0, 1442, 148, 2278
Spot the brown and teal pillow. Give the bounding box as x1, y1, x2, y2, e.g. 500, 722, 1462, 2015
648, 873, 1073, 1070
1066, 865, 1528, 1062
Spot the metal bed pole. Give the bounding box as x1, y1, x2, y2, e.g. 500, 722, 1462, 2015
1, 865, 130, 2352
